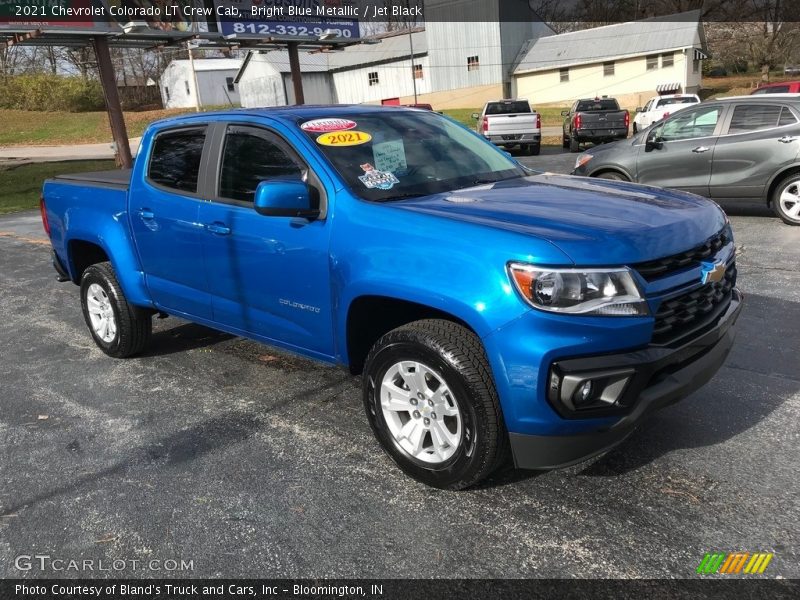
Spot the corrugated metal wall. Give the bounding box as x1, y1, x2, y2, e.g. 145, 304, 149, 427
332, 56, 432, 104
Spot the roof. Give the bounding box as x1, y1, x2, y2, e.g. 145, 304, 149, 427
327, 29, 427, 71
168, 59, 243, 72
514, 11, 705, 75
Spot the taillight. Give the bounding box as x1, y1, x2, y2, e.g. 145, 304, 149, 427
482, 117, 488, 132
40, 195, 50, 236
624, 111, 630, 128
574, 114, 582, 129
535, 113, 541, 129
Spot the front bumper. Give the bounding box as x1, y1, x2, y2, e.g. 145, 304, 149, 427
509, 288, 742, 470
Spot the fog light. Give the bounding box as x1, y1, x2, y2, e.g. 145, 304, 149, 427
574, 380, 594, 406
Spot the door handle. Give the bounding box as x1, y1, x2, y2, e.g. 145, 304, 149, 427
206, 222, 231, 235
137, 209, 155, 220
778, 136, 797, 143
692, 146, 710, 153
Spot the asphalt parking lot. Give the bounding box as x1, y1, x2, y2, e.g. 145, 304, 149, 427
1, 152, 798, 579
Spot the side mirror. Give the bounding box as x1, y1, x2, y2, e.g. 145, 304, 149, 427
560, 110, 570, 117
471, 112, 480, 119
254, 180, 319, 219
644, 132, 664, 152
635, 106, 643, 112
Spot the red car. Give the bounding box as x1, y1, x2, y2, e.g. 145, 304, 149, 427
751, 81, 800, 94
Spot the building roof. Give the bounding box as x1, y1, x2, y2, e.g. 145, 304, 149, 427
514, 11, 705, 75
169, 58, 243, 72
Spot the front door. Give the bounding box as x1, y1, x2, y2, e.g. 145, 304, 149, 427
128, 126, 213, 319
636, 103, 726, 196
710, 102, 800, 199
198, 124, 335, 357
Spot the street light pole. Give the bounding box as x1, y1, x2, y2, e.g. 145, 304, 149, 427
187, 41, 201, 112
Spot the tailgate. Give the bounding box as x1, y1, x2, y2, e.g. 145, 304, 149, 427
580, 111, 627, 128
486, 114, 539, 135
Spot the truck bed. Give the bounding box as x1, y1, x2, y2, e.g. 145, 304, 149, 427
54, 169, 131, 190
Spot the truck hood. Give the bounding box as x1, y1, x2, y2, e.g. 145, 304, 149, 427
393, 174, 726, 266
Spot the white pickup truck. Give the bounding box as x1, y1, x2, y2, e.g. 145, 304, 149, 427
632, 94, 701, 133
473, 99, 541, 155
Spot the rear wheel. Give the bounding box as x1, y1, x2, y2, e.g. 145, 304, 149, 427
562, 136, 570, 149
569, 137, 580, 153
80, 262, 152, 358
529, 143, 541, 156
772, 174, 800, 225
362, 319, 508, 490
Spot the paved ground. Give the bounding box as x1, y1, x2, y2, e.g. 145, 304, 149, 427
1, 152, 798, 579
0, 139, 142, 164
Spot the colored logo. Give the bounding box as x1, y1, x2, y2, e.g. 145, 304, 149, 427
700, 260, 727, 285
696, 552, 774, 575
315, 131, 372, 147
300, 118, 357, 133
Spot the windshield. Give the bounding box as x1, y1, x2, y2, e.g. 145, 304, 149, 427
656, 97, 698, 107
485, 101, 531, 115
297, 111, 526, 202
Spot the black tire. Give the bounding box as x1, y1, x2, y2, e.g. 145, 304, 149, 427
771, 173, 800, 225
362, 319, 508, 490
633, 123, 638, 135
562, 136, 570, 149
569, 137, 580, 153
80, 262, 152, 358
595, 171, 629, 181
529, 143, 541, 156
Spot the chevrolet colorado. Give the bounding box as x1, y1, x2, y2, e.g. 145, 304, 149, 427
41, 105, 741, 489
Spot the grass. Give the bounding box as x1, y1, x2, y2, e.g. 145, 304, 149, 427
442, 106, 568, 128
0, 160, 116, 215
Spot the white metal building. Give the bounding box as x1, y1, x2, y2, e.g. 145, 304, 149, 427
512, 11, 708, 107
159, 58, 243, 109
236, 51, 335, 107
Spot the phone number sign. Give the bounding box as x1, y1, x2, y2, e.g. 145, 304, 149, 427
215, 0, 359, 39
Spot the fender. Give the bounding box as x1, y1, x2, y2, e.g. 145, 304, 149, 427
62, 206, 152, 308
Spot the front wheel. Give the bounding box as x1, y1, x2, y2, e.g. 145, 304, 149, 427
632, 123, 638, 134
772, 174, 800, 225
595, 171, 629, 181
80, 262, 152, 358
362, 319, 508, 490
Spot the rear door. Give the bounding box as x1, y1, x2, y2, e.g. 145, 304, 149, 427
129, 126, 212, 319
197, 123, 335, 356
710, 102, 800, 199
635, 103, 726, 196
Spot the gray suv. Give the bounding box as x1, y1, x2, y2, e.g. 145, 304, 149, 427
571, 95, 800, 225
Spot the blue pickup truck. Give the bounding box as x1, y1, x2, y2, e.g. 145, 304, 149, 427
41, 106, 742, 489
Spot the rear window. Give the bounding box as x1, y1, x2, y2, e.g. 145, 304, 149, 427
576, 99, 620, 111
656, 97, 699, 108
485, 101, 531, 115
753, 85, 790, 94
148, 128, 206, 194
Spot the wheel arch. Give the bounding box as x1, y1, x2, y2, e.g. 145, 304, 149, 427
765, 164, 800, 207
589, 166, 633, 181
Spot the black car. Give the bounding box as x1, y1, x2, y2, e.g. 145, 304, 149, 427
562, 97, 630, 152
571, 95, 800, 225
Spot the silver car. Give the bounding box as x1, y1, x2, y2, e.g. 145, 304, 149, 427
571, 95, 800, 225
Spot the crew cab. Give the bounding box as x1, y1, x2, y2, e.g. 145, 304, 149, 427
41, 105, 741, 489
562, 97, 630, 152
632, 94, 701, 133
473, 99, 541, 155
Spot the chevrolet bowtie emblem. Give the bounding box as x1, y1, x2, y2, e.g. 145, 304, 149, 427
701, 260, 727, 284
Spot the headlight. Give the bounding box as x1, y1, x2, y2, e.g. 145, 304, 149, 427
575, 153, 593, 170
508, 263, 649, 316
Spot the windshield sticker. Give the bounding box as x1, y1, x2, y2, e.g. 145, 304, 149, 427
372, 139, 407, 173
358, 163, 399, 190
316, 130, 372, 147
300, 118, 357, 133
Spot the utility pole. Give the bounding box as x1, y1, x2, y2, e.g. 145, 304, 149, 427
407, 0, 418, 103
92, 36, 133, 169
187, 41, 201, 112
287, 42, 305, 104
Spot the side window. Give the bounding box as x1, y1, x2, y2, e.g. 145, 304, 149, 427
148, 128, 206, 194
728, 104, 783, 133
218, 126, 303, 204
658, 106, 721, 141
779, 106, 797, 127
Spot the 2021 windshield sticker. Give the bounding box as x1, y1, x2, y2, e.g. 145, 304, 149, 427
316, 131, 372, 147
300, 118, 357, 133
358, 163, 399, 190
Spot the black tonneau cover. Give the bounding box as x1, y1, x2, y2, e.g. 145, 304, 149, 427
54, 169, 131, 189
